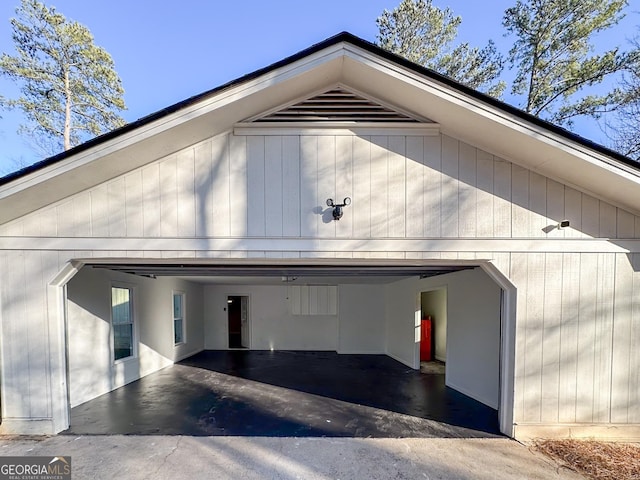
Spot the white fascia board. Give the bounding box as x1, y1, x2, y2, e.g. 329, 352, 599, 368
343, 44, 638, 176
0, 236, 637, 253
0, 44, 347, 203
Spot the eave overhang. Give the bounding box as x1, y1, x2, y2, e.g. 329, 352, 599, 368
0, 32, 638, 224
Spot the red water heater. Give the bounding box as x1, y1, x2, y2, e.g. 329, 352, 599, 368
420, 316, 432, 361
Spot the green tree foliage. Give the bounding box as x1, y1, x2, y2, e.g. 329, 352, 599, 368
0, 0, 126, 153
608, 37, 640, 160
376, 0, 505, 97
503, 0, 635, 126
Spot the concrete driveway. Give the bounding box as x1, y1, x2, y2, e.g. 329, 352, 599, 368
0, 435, 584, 479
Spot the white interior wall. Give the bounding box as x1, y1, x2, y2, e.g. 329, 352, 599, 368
204, 283, 387, 352
384, 269, 501, 409
385, 277, 420, 367
204, 284, 338, 350
338, 284, 386, 354
418, 269, 501, 409
421, 289, 447, 361
66, 268, 204, 407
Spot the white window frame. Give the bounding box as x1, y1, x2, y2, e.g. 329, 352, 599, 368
173, 291, 186, 346
111, 283, 137, 363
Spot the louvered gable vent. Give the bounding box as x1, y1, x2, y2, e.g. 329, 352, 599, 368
252, 87, 421, 123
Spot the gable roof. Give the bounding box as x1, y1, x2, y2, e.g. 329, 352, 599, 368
0, 31, 639, 223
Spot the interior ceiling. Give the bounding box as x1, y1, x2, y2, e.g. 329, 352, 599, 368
175, 275, 413, 286
88, 263, 474, 285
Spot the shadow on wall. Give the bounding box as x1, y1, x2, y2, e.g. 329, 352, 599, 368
66, 266, 121, 402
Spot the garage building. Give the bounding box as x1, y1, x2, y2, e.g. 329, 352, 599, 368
0, 33, 639, 441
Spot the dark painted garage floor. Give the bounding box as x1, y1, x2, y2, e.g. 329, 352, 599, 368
65, 350, 500, 438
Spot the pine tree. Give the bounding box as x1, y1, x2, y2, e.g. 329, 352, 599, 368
503, 0, 634, 126
609, 37, 640, 160
376, 0, 505, 97
0, 0, 126, 153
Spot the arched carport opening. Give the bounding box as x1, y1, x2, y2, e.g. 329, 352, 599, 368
50, 258, 516, 437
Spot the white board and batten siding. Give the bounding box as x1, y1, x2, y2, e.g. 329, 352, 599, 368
4, 132, 639, 242
1, 128, 640, 438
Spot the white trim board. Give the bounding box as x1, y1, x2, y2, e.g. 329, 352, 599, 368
234, 123, 440, 136
513, 424, 640, 443
0, 236, 639, 253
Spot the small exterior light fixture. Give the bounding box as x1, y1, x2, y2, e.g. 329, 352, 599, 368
326, 197, 351, 221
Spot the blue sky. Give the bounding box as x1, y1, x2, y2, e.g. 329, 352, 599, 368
0, 0, 637, 173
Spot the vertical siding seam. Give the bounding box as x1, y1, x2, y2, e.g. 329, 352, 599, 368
174, 157, 179, 237
89, 191, 94, 237
472, 146, 477, 238
624, 253, 632, 423
608, 253, 617, 423
141, 168, 147, 238
522, 254, 529, 420
509, 165, 515, 238
244, 137, 249, 236
577, 191, 583, 239
561, 184, 566, 239
421, 136, 426, 239
386, 137, 390, 238
404, 136, 408, 239
596, 198, 601, 238
280, 136, 284, 237
23, 252, 32, 418
44, 252, 54, 417
315, 137, 320, 237
334, 136, 338, 239
124, 177, 129, 238
508, 162, 513, 239
191, 148, 197, 238
593, 253, 603, 422
631, 254, 639, 421
539, 253, 546, 423
455, 140, 460, 238
633, 254, 638, 421
349, 136, 354, 238
263, 137, 267, 237
438, 136, 442, 239
573, 254, 582, 421
333, 135, 344, 209
298, 137, 303, 237
368, 137, 372, 239
297, 136, 301, 237
557, 252, 564, 422
227, 136, 232, 237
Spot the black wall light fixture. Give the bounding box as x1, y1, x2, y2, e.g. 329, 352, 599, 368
326, 197, 351, 220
